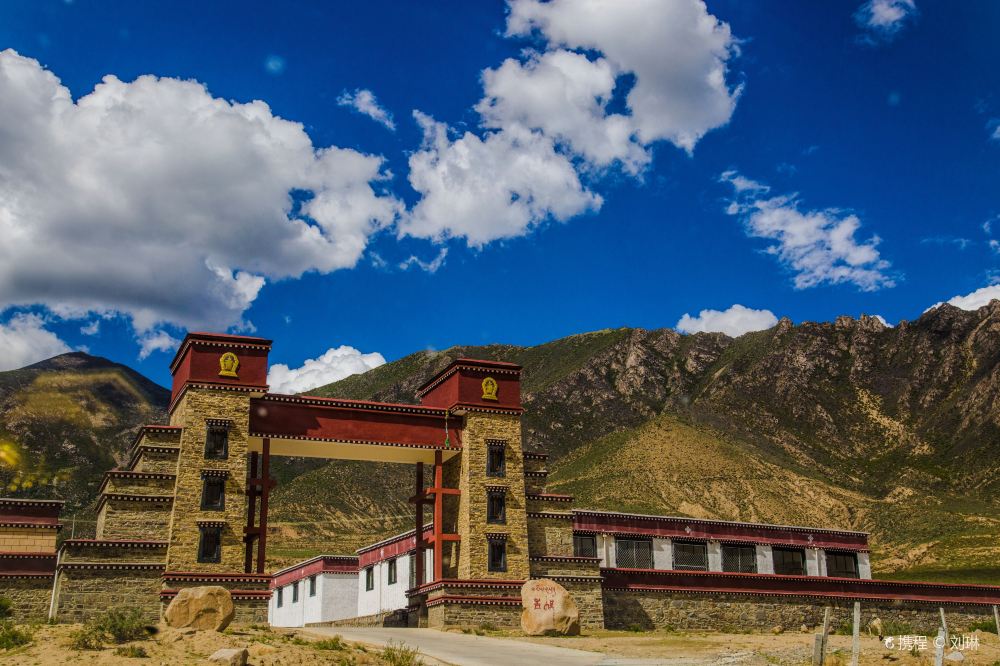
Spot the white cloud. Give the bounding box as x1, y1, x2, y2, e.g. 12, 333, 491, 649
872, 314, 892, 327
137, 330, 180, 360
990, 239, 1000, 255
267, 345, 386, 394
675, 304, 778, 337
399, 112, 601, 246
724, 171, 895, 291
80, 320, 100, 336
0, 49, 401, 342
399, 248, 448, 273
337, 88, 396, 131
720, 169, 770, 194
0, 313, 72, 371
506, 0, 741, 154
929, 284, 1000, 312
854, 0, 917, 42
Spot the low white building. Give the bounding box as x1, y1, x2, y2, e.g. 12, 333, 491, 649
269, 555, 359, 627
356, 525, 434, 617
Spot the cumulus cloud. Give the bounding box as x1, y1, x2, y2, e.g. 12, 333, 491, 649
928, 284, 1000, 312
337, 88, 396, 131
0, 313, 72, 371
675, 304, 778, 337
0, 49, 401, 343
723, 171, 895, 291
138, 330, 180, 360
267, 345, 386, 394
506, 0, 741, 155
854, 0, 917, 42
400, 112, 601, 246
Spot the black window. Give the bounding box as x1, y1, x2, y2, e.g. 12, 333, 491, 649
409, 554, 417, 590
487, 445, 506, 477
773, 547, 806, 575
672, 540, 708, 571
616, 538, 654, 569
197, 526, 221, 563
201, 477, 225, 511
487, 491, 506, 524
276, 587, 283, 608
292, 580, 299, 603
309, 575, 317, 596
205, 426, 229, 459
488, 540, 507, 572
722, 544, 757, 573
573, 535, 597, 558
365, 566, 374, 591
387, 558, 397, 585
826, 551, 859, 578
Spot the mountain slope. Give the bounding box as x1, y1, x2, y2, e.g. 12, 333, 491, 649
271, 303, 1000, 581
0, 352, 169, 511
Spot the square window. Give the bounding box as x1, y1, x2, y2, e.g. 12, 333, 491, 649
488, 540, 507, 572
292, 581, 299, 603
201, 477, 225, 511
617, 538, 654, 569
365, 566, 374, 591
573, 535, 597, 558
276, 587, 283, 608
309, 575, 317, 597
197, 526, 221, 563
205, 426, 229, 459
721, 544, 757, 573
387, 558, 397, 585
486, 446, 506, 477
486, 491, 506, 524
825, 551, 859, 578
772, 547, 806, 575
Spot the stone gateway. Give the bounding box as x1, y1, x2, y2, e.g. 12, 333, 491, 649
520, 578, 580, 636
164, 585, 236, 631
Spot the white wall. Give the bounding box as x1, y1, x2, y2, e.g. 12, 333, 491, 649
357, 550, 433, 617
805, 548, 821, 576
269, 572, 359, 628
652, 537, 672, 570
707, 541, 723, 572
857, 551, 872, 579
755, 544, 774, 574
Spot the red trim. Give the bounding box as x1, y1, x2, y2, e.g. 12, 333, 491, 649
527, 493, 574, 502
160, 589, 271, 600
169, 332, 272, 373
601, 569, 1000, 606
409, 579, 526, 596
130, 425, 182, 448
63, 539, 167, 548
425, 594, 521, 608
163, 571, 271, 582
271, 555, 360, 588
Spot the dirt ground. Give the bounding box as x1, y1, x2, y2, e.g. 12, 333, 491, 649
514, 628, 1000, 665
0, 624, 406, 665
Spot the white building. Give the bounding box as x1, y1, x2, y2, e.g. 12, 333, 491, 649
269, 555, 359, 627
356, 525, 433, 618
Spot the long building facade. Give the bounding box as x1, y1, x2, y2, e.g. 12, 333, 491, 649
0, 330, 998, 633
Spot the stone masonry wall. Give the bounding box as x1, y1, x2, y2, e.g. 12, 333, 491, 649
166, 388, 252, 573
602, 590, 997, 633
55, 568, 163, 623
96, 500, 172, 540
457, 412, 530, 580
0, 577, 53, 622
132, 448, 181, 474
426, 601, 520, 629
527, 514, 575, 558
0, 527, 57, 553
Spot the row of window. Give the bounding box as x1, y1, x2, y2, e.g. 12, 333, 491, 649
275, 575, 318, 608
198, 424, 229, 562
573, 535, 860, 578
486, 442, 507, 572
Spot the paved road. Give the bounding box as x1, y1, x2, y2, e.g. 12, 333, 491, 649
303, 626, 665, 666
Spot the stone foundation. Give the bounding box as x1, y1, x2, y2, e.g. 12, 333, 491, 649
425, 598, 520, 629
319, 609, 409, 628
602, 590, 998, 633
0, 576, 54, 622
54, 565, 164, 623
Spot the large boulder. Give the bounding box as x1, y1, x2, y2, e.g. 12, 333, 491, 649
164, 586, 235, 632
520, 578, 580, 636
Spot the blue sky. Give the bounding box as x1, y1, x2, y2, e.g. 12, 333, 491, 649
1, 0, 999, 390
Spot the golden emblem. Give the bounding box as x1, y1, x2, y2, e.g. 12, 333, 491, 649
481, 376, 498, 401
219, 352, 240, 378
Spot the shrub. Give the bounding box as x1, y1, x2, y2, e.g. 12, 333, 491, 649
966, 618, 997, 633
312, 636, 346, 651
0, 597, 12, 620
382, 640, 423, 666
70, 622, 105, 650
97, 608, 148, 643
113, 644, 149, 658
0, 621, 32, 650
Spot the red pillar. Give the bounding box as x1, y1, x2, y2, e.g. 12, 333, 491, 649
414, 462, 424, 588
256, 438, 271, 574
244, 451, 259, 573
433, 450, 444, 582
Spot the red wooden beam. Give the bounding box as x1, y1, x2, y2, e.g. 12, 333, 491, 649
244, 451, 258, 573
414, 462, 424, 588
256, 438, 271, 574
433, 450, 443, 582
